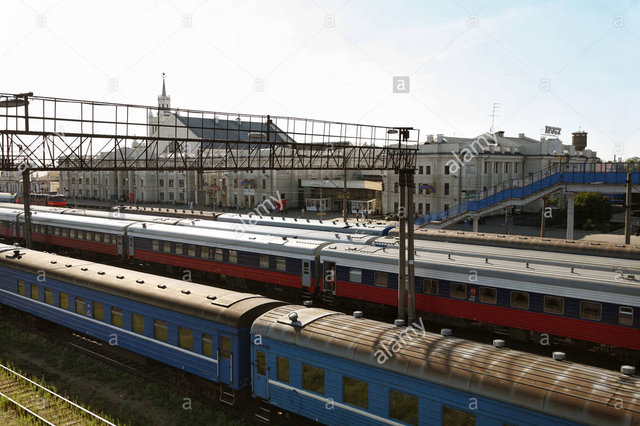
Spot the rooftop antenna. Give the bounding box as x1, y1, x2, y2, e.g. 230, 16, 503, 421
489, 102, 500, 133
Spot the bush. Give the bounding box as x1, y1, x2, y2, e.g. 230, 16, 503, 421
574, 192, 612, 231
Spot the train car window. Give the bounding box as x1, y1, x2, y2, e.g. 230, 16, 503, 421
79, 230, 85, 240
44, 287, 53, 305
374, 272, 388, 288
544, 295, 564, 315
276, 356, 289, 383
619, 307, 634, 326
349, 269, 362, 283
17, 280, 25, 295
479, 287, 497, 304
276, 257, 286, 272
302, 364, 325, 395
579, 301, 602, 321
450, 282, 467, 299
96, 233, 103, 243
163, 242, 171, 254
93, 302, 104, 321
30, 283, 39, 300
229, 250, 238, 264
201, 247, 209, 260
260, 254, 269, 269
221, 336, 232, 359
202, 334, 213, 357
132, 313, 144, 334
178, 327, 193, 351
75, 297, 86, 315
175, 243, 183, 255
59, 292, 69, 309
70, 229, 77, 238
389, 390, 418, 425
423, 279, 439, 295
510, 291, 529, 310
442, 406, 475, 426
111, 307, 123, 327
54, 227, 60, 236
343, 376, 368, 409
256, 351, 266, 375
86, 231, 93, 241
152, 240, 160, 251
154, 319, 168, 342
215, 248, 223, 261
188, 245, 196, 256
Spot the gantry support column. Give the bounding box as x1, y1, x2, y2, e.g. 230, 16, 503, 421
473, 216, 479, 232
406, 170, 416, 325
398, 170, 406, 322
566, 193, 575, 240
22, 170, 32, 249
540, 197, 547, 237
625, 173, 632, 244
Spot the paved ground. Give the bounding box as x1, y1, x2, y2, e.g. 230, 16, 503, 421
68, 199, 640, 245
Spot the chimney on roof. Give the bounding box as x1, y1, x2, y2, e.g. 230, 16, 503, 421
426, 135, 434, 143
518, 133, 525, 139
436, 134, 444, 143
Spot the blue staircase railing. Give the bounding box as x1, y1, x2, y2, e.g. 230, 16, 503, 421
415, 162, 640, 226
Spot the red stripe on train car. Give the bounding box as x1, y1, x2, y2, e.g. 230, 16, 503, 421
134, 249, 303, 289
337, 281, 640, 351
33, 235, 120, 256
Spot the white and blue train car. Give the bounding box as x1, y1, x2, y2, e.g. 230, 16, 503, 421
0, 244, 283, 391
251, 305, 640, 426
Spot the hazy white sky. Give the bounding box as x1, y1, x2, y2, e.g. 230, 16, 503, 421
2, 0, 639, 159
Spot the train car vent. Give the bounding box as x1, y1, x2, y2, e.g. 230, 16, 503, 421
181, 290, 191, 295
542, 238, 551, 242
116, 275, 124, 279
497, 235, 505, 238
249, 236, 256, 240
621, 365, 636, 375
207, 295, 217, 300
353, 311, 363, 318
476, 233, 485, 236
552, 352, 565, 361
97, 271, 105, 275
81, 267, 88, 271
303, 300, 313, 307
157, 284, 167, 289
136, 280, 144, 284
441, 328, 452, 336
288, 312, 299, 322
65, 264, 72, 267
493, 339, 505, 348
565, 240, 575, 244
394, 319, 405, 327
615, 244, 624, 248
590, 242, 601, 246
50, 260, 57, 264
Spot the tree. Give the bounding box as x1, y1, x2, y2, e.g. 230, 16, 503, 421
574, 192, 612, 230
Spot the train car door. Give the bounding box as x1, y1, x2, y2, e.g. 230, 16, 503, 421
253, 348, 268, 398
128, 236, 135, 257
323, 261, 336, 294
218, 334, 233, 385
117, 235, 123, 257
301, 260, 311, 288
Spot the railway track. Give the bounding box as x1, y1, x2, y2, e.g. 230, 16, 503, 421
0, 362, 115, 426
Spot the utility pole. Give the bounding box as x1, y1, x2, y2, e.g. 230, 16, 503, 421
540, 197, 547, 237
22, 170, 32, 248
625, 172, 632, 244
343, 168, 348, 222
504, 207, 509, 234
406, 170, 416, 325
398, 169, 406, 321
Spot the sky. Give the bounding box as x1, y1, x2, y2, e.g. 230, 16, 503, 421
1, 0, 639, 160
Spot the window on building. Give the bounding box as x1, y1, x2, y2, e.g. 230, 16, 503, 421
442, 406, 475, 426
484, 161, 488, 174
444, 183, 450, 195
495, 162, 500, 173
479, 287, 497, 304
215, 248, 223, 261
418, 203, 423, 215
425, 203, 430, 213
444, 165, 450, 175
260, 254, 269, 269
159, 179, 164, 187
423, 279, 439, 295
59, 291, 69, 309
619, 307, 634, 326
418, 166, 423, 174
178, 327, 193, 350
450, 282, 467, 299
349, 268, 362, 283
30, 283, 38, 300
277, 356, 289, 382
276, 257, 286, 272
160, 192, 165, 201
169, 192, 174, 201
444, 204, 449, 211
179, 180, 185, 187
544, 295, 564, 315
111, 307, 123, 327
132, 313, 144, 334
154, 319, 168, 342
79, 178, 83, 184
71, 177, 75, 184
394, 182, 398, 193
75, 296, 86, 315
389, 390, 418, 425
229, 250, 237, 264
302, 364, 325, 395
262, 179, 266, 190
515, 163, 519, 173
374, 271, 388, 287
505, 163, 509, 173
580, 301, 602, 321
44, 287, 53, 305
93, 301, 103, 321
169, 179, 174, 187
179, 193, 185, 201
510, 291, 529, 309
93, 178, 97, 185
426, 165, 431, 174
202, 334, 213, 357
343, 376, 368, 409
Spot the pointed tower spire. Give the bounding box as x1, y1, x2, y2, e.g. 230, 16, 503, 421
162, 72, 167, 97
158, 72, 171, 113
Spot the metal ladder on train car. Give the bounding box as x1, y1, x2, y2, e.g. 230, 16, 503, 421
254, 399, 272, 423
219, 383, 235, 405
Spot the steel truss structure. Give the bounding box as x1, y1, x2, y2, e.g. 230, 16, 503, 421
0, 93, 418, 172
